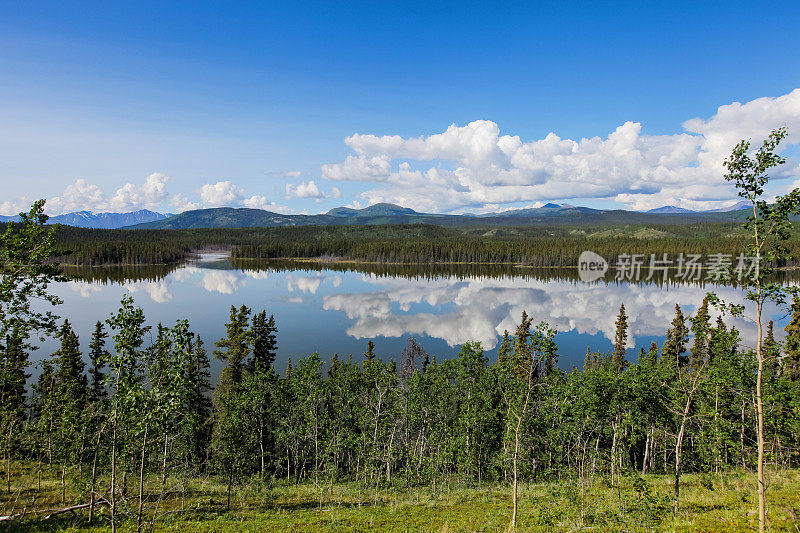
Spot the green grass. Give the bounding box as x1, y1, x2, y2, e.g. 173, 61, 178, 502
3, 463, 800, 531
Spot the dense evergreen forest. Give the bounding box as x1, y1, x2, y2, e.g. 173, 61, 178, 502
53, 222, 800, 267
2, 293, 800, 530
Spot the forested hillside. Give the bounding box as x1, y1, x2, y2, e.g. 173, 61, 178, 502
53, 222, 798, 267
126, 203, 753, 230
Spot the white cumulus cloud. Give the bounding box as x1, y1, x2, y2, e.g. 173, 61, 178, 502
320, 89, 800, 212
286, 180, 324, 199
107, 173, 169, 211
44, 173, 170, 214
169, 193, 202, 212
198, 180, 244, 206
196, 180, 294, 213
285, 180, 343, 201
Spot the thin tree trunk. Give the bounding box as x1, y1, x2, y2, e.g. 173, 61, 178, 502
227, 471, 232, 510
510, 379, 532, 531
715, 386, 720, 475
741, 399, 747, 468
259, 410, 265, 478
756, 299, 766, 533
137, 423, 149, 533
5, 420, 14, 494
674, 421, 686, 513
78, 425, 87, 480
673, 367, 702, 513
611, 419, 618, 484
89, 424, 104, 524
110, 407, 117, 533
511, 413, 521, 530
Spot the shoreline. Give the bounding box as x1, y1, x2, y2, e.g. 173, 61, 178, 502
57, 255, 800, 273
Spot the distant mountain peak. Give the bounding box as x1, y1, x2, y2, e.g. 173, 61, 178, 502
44, 209, 173, 229
646, 201, 752, 214
646, 205, 696, 214
327, 203, 418, 217
704, 200, 750, 212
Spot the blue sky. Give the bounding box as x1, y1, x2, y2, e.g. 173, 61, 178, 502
1, 1, 799, 215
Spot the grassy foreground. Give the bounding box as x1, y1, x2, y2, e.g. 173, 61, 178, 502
3, 463, 800, 531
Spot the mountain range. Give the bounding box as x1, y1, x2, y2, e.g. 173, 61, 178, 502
0, 202, 754, 230
0, 209, 172, 228
645, 201, 750, 214
124, 202, 753, 230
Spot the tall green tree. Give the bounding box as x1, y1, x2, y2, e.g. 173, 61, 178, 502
54, 319, 88, 409
250, 310, 278, 372
762, 320, 779, 376
212, 305, 254, 498
88, 321, 109, 401
612, 303, 629, 372
0, 200, 62, 492
186, 337, 212, 469
0, 200, 63, 349
784, 296, 800, 380
690, 296, 712, 370
363, 340, 376, 368
499, 312, 556, 529
214, 305, 253, 393
722, 127, 800, 532
105, 295, 150, 533
32, 359, 57, 466
662, 304, 689, 368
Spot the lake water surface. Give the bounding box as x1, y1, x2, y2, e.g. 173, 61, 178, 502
42, 254, 798, 380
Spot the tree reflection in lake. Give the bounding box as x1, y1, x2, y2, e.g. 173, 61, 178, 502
54, 257, 799, 377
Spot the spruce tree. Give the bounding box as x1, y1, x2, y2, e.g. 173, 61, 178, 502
708, 316, 730, 363
511, 311, 533, 379
328, 353, 340, 377
251, 310, 278, 372
762, 321, 778, 376
363, 340, 376, 368
53, 319, 88, 410
88, 321, 108, 401
0, 333, 28, 422
647, 341, 659, 365
149, 323, 170, 380
663, 304, 689, 368
212, 305, 254, 485
188, 337, 212, 465
214, 305, 253, 393
612, 304, 628, 372
784, 296, 800, 380
498, 330, 511, 365
690, 296, 711, 370
583, 347, 594, 371
32, 359, 56, 465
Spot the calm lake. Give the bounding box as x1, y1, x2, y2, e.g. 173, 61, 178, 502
39, 254, 798, 380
